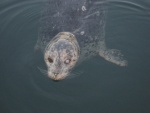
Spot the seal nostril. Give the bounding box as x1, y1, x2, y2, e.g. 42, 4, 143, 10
53, 72, 59, 76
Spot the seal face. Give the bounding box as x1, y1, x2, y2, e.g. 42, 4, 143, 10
44, 32, 80, 80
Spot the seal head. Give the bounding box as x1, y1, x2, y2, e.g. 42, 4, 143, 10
44, 32, 80, 80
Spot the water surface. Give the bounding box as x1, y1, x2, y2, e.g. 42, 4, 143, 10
0, 0, 150, 113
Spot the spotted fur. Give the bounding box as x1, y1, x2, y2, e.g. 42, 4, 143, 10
35, 0, 127, 80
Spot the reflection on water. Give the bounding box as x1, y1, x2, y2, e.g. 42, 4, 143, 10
0, 0, 150, 113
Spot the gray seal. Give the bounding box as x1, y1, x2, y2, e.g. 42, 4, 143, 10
35, 0, 128, 80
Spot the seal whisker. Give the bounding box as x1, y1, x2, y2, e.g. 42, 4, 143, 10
37, 67, 47, 76
67, 70, 84, 79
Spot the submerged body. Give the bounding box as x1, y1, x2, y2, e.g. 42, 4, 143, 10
35, 0, 127, 80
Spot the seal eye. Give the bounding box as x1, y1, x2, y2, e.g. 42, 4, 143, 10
64, 59, 71, 64
48, 57, 53, 63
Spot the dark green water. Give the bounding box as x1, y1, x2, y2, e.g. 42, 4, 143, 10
0, 0, 150, 113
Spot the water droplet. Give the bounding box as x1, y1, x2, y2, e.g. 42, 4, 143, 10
82, 6, 86, 11
80, 31, 85, 35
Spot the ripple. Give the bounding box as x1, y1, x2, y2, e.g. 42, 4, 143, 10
30, 77, 75, 102
107, 0, 150, 19
0, 0, 45, 34
108, 0, 145, 11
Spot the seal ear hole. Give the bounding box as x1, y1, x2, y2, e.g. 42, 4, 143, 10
48, 57, 53, 63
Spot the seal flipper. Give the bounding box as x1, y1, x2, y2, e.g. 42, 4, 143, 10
99, 49, 128, 66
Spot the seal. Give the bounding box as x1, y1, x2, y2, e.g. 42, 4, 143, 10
35, 0, 128, 80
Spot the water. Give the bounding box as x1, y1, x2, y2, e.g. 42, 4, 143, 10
0, 0, 150, 113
